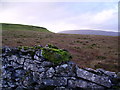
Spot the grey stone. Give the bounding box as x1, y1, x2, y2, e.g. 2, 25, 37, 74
34, 54, 39, 60
33, 72, 42, 84
61, 64, 68, 68
11, 61, 20, 68
24, 58, 34, 64
96, 68, 117, 78
33, 60, 41, 64
43, 77, 67, 86
38, 67, 45, 73
55, 64, 76, 77
17, 58, 25, 65
76, 66, 112, 88
96, 68, 106, 74
104, 71, 117, 77
15, 69, 25, 78
35, 50, 42, 57
85, 68, 98, 73
68, 79, 105, 89
46, 67, 55, 78
21, 55, 32, 59
23, 62, 30, 70
28, 64, 38, 71
54, 87, 70, 90
41, 61, 53, 67
42, 79, 54, 86
39, 72, 45, 79
23, 73, 35, 87
15, 85, 27, 90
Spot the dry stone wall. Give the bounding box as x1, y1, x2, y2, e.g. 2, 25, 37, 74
1, 46, 120, 90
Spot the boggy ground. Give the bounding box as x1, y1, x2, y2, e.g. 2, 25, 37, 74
2, 30, 119, 72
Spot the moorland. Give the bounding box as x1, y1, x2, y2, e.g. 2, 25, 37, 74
2, 23, 119, 72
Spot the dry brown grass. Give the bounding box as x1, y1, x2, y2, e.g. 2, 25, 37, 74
2, 30, 119, 72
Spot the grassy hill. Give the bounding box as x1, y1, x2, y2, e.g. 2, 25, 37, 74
2, 23, 119, 72
1, 23, 51, 32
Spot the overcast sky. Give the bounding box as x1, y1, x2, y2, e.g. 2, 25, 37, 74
0, 0, 119, 32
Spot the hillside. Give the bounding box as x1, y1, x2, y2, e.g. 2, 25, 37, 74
1, 23, 51, 32
2, 23, 119, 72
59, 30, 119, 36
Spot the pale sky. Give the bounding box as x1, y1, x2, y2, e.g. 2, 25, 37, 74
0, 0, 119, 32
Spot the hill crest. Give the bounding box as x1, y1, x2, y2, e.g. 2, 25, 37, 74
1, 23, 51, 32
59, 30, 119, 36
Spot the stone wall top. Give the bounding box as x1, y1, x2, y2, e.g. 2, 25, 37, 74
1, 45, 120, 90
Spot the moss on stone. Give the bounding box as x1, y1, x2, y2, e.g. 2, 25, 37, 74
17, 46, 40, 59
42, 47, 72, 64
17, 44, 72, 64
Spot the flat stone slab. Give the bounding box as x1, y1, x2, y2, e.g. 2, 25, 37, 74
76, 67, 112, 88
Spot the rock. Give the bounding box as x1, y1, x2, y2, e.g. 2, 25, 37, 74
38, 67, 45, 73
34, 54, 39, 60
104, 71, 117, 77
85, 68, 98, 74
61, 64, 68, 68
54, 87, 70, 90
23, 72, 36, 87
21, 55, 32, 59
11, 61, 20, 68
42, 77, 67, 86
33, 60, 41, 64
35, 50, 42, 57
15, 85, 27, 90
27, 64, 38, 72
39, 72, 45, 79
2, 47, 11, 53
45, 67, 55, 78
15, 69, 25, 78
68, 79, 105, 89
32, 72, 42, 84
96, 68, 106, 74
76, 66, 112, 88
55, 64, 76, 77
96, 68, 117, 78
41, 61, 53, 67
17, 58, 25, 65
7, 80, 17, 88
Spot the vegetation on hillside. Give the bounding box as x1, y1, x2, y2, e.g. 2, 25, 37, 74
1, 23, 51, 32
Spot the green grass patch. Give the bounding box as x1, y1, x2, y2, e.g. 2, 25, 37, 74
1, 23, 51, 32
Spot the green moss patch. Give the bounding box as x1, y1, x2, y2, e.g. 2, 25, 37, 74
42, 45, 72, 64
